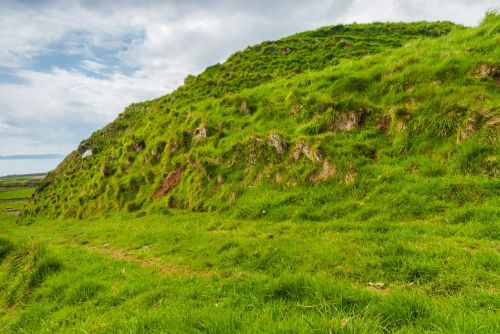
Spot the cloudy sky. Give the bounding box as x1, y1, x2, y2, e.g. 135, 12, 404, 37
0, 0, 497, 156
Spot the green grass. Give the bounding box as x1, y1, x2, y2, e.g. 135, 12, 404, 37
0, 201, 28, 212
0, 188, 34, 200
0, 174, 44, 188
0, 175, 39, 214
175, 21, 459, 101
0, 211, 498, 333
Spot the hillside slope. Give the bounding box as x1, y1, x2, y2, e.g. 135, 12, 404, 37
28, 16, 499, 220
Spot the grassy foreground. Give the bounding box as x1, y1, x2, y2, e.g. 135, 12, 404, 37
1, 211, 498, 333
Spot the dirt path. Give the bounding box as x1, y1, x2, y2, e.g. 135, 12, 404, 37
71, 241, 213, 278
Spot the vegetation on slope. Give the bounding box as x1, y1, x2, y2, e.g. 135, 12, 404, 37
28, 15, 498, 221
176, 21, 458, 100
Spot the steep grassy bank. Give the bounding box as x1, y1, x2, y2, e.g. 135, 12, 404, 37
26, 17, 500, 219
1, 211, 498, 333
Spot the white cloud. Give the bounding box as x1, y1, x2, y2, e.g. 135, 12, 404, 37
0, 122, 12, 133
0, 66, 166, 154
0, 0, 497, 157
336, 0, 498, 25
79, 60, 107, 73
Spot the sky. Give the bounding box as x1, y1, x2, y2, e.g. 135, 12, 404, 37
0, 0, 497, 156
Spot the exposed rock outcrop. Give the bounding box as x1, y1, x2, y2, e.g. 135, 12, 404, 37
82, 150, 92, 159
292, 140, 321, 162
268, 133, 287, 154
330, 111, 367, 132
475, 64, 499, 84
194, 125, 208, 140
311, 160, 336, 183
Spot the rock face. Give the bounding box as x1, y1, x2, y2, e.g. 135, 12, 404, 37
331, 112, 363, 132
82, 150, 93, 159
293, 140, 321, 162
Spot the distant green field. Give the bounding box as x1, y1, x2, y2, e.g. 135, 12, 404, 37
0, 188, 34, 200
0, 175, 39, 215
0, 174, 44, 187
0, 201, 28, 212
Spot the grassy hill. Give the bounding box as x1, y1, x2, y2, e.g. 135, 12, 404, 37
27, 16, 498, 222
1, 12, 498, 333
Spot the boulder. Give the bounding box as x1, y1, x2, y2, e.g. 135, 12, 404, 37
82, 149, 93, 159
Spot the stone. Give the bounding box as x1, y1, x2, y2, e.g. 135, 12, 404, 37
331, 108, 370, 132
312, 160, 336, 183
367, 282, 385, 289
293, 140, 321, 162
268, 133, 286, 154
282, 47, 292, 56
82, 149, 93, 159
194, 125, 208, 140
331, 112, 359, 131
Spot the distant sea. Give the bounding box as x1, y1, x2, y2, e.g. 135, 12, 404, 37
0, 156, 64, 177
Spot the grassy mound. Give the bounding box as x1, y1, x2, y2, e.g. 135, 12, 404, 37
27, 15, 499, 221
4, 13, 498, 333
